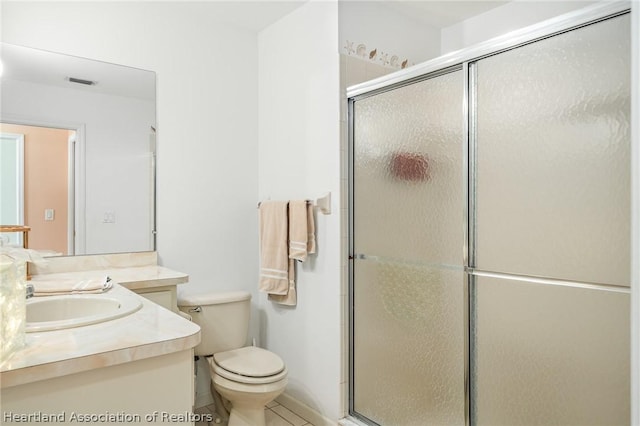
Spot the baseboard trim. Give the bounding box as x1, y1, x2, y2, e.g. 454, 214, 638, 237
275, 392, 336, 426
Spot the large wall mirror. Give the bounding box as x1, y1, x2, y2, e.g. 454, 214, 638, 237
0, 43, 156, 257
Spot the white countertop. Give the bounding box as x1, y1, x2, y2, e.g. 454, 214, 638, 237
29, 265, 189, 291
0, 283, 200, 389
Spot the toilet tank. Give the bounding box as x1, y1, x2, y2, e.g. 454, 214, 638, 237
177, 290, 251, 356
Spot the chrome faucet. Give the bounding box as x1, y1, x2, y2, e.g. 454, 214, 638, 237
26, 283, 34, 299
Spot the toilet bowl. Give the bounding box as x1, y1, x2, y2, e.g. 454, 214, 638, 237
208, 346, 287, 426
177, 291, 287, 426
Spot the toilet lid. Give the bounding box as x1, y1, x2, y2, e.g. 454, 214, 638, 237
214, 346, 285, 378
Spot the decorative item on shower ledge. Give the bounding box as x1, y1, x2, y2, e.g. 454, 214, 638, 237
342, 40, 413, 69
389, 152, 431, 182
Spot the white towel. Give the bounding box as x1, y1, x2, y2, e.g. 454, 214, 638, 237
32, 276, 113, 296
258, 201, 291, 296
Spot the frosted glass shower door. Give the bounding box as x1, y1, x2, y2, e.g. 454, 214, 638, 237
474, 13, 631, 285
472, 13, 631, 425
350, 69, 465, 425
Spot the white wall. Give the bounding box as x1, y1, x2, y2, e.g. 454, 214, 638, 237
339, 1, 441, 68
441, 0, 596, 53
258, 1, 342, 420
1, 78, 154, 254
1, 2, 260, 299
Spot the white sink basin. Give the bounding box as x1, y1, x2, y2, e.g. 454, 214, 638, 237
26, 288, 143, 332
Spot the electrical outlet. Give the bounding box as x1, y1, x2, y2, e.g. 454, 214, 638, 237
103, 211, 116, 223
44, 209, 55, 221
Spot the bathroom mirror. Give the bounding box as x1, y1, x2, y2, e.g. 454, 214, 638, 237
0, 43, 156, 257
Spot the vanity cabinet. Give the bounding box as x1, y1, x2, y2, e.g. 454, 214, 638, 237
0, 279, 201, 426
2, 350, 195, 426
133, 285, 178, 312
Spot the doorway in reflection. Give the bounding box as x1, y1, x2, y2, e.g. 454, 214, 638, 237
0, 122, 75, 256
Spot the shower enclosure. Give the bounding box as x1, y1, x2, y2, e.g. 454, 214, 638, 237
348, 4, 631, 425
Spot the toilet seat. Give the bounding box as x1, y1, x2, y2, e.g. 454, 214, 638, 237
210, 347, 287, 385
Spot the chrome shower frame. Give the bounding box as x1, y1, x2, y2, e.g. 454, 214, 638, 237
346, 2, 633, 425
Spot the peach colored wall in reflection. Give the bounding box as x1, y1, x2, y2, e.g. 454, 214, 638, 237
0, 123, 69, 255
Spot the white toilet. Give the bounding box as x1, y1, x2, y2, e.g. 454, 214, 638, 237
177, 291, 287, 426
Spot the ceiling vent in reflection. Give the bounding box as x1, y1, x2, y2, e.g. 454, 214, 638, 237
67, 77, 97, 86
390, 152, 430, 182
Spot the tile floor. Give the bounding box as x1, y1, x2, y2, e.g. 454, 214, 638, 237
195, 400, 315, 426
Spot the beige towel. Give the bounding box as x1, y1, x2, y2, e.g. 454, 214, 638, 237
32, 276, 113, 296
267, 260, 296, 306
306, 202, 316, 255
259, 201, 291, 296
259, 199, 318, 307
267, 200, 317, 306
288, 200, 316, 261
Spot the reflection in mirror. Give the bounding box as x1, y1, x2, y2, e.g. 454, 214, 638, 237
0, 43, 156, 257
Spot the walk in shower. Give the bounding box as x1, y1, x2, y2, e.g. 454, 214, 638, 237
348, 4, 631, 425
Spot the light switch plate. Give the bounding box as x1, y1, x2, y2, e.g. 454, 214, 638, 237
44, 209, 55, 221
103, 211, 116, 223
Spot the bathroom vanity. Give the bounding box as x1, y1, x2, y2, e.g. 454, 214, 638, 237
0, 252, 200, 425
28, 251, 188, 311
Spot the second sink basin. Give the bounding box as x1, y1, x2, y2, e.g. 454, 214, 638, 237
26, 287, 143, 332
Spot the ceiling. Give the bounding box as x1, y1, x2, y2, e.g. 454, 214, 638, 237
0, 43, 155, 101
208, 0, 511, 31
0, 1, 512, 100
197, 1, 307, 32
381, 0, 511, 28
